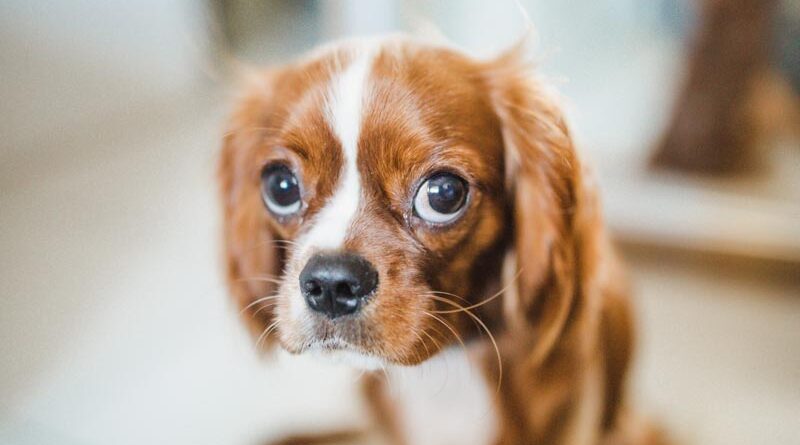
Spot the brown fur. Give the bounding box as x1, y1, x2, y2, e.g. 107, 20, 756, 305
218, 37, 657, 445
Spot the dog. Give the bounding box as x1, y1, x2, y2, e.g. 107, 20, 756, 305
218, 36, 660, 445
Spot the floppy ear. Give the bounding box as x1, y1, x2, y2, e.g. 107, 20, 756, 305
218, 73, 284, 349
484, 48, 602, 365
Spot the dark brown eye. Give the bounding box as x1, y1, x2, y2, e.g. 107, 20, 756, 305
413, 173, 468, 224
260, 164, 301, 216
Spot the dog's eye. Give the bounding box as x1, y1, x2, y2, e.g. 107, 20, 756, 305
260, 164, 301, 216
413, 173, 468, 224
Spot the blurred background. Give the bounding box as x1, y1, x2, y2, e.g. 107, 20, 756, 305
1, 1, 798, 444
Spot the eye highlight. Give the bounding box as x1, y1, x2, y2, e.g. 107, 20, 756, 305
413, 172, 468, 224
260, 163, 302, 217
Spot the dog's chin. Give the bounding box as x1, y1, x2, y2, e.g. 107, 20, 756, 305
306, 339, 386, 371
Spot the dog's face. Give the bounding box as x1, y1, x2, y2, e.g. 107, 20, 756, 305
220, 38, 582, 369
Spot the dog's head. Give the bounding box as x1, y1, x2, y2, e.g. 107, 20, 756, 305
219, 38, 591, 369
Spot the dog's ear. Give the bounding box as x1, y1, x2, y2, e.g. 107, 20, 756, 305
484, 48, 602, 365
218, 72, 284, 349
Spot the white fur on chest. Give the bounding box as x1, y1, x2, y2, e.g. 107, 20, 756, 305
387, 347, 499, 445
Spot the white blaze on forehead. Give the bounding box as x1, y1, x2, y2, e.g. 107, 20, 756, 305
301, 46, 376, 252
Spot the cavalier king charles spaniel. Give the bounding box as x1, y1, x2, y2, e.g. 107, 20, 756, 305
218, 36, 662, 445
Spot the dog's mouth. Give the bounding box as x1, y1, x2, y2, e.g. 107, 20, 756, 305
304, 337, 386, 370
310, 337, 351, 351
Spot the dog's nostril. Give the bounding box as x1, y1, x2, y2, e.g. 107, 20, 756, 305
336, 282, 354, 298
304, 280, 323, 297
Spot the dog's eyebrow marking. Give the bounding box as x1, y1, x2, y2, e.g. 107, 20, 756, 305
303, 44, 377, 251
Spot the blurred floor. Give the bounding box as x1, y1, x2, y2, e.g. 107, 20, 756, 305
629, 250, 800, 444
1, 93, 798, 445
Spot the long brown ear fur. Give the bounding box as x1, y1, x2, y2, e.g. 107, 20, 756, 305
483, 46, 606, 366
218, 72, 283, 349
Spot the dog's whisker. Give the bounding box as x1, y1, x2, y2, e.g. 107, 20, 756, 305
419, 319, 454, 396
255, 319, 281, 349
238, 276, 283, 285
429, 269, 523, 315
402, 327, 424, 366
251, 300, 281, 318
378, 362, 396, 398
426, 295, 503, 393
424, 296, 486, 373
422, 311, 467, 355
421, 328, 443, 353
239, 294, 281, 314
423, 289, 470, 304
423, 311, 456, 396
423, 293, 482, 333
410, 327, 431, 362
419, 328, 444, 381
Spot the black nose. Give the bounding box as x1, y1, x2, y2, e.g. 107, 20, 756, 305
299, 253, 379, 318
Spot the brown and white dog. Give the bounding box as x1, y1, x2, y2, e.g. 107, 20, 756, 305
218, 36, 659, 445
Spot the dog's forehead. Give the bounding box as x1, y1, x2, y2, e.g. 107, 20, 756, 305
276, 40, 502, 169
281, 39, 500, 161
